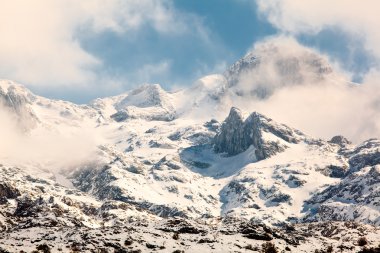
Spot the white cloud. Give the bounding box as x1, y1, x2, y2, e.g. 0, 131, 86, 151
136, 60, 172, 84
0, 0, 201, 88
248, 1, 380, 141
225, 36, 380, 142
256, 0, 380, 60
0, 104, 98, 171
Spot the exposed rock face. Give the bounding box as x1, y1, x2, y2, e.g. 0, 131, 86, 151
73, 164, 189, 218
304, 165, 380, 225
213, 107, 302, 160
0, 182, 20, 199
224, 53, 260, 88
0, 219, 378, 252
73, 165, 123, 201
324, 165, 349, 178
213, 107, 250, 156
329, 135, 351, 147
348, 139, 380, 173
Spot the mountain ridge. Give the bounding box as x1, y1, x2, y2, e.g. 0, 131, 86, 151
0, 46, 379, 252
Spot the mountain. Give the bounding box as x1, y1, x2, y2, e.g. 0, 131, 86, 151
0, 44, 379, 252
213, 107, 304, 159
110, 83, 177, 122
224, 40, 334, 99
0, 80, 39, 130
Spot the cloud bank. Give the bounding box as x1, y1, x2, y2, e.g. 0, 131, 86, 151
224, 37, 380, 142
0, 0, 208, 90
224, 1, 380, 142
0, 104, 97, 172
256, 0, 380, 63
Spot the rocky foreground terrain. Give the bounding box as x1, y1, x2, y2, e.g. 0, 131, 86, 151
0, 41, 379, 252
0, 218, 379, 252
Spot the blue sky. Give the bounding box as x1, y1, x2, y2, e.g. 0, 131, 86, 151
0, 0, 377, 103
82, 0, 275, 83
46, 1, 278, 103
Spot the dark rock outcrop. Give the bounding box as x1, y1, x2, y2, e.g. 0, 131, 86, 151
0, 183, 20, 199
329, 135, 351, 147
158, 218, 206, 234
303, 165, 380, 225
348, 139, 380, 173
213, 107, 302, 160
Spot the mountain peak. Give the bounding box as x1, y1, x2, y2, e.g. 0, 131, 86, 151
226, 106, 244, 122
329, 135, 352, 147
110, 83, 176, 122
116, 83, 169, 109
0, 79, 20, 90
0, 80, 38, 130
224, 38, 334, 99
213, 107, 302, 160
0, 80, 35, 99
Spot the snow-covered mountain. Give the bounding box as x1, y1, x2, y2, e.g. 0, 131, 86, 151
0, 43, 379, 252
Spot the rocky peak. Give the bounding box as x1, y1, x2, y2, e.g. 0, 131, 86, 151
224, 53, 260, 88
0, 80, 39, 130
111, 84, 176, 122
329, 135, 352, 147
225, 107, 245, 125
213, 107, 252, 156
115, 84, 173, 110
223, 40, 334, 99
213, 107, 301, 160
0, 80, 35, 109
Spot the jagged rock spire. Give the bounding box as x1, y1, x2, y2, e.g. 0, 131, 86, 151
213, 107, 304, 160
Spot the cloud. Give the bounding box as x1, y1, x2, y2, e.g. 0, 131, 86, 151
136, 60, 172, 85
232, 36, 346, 97
249, 80, 380, 143
237, 2, 380, 141
0, 0, 203, 89
256, 0, 380, 61
223, 36, 380, 142
0, 103, 98, 172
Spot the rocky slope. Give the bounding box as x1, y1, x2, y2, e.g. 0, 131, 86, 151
213, 107, 304, 159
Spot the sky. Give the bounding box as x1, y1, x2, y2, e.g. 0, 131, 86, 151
0, 0, 378, 103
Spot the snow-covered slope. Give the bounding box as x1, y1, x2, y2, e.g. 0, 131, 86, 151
304, 165, 380, 225
110, 84, 177, 122
0, 44, 379, 252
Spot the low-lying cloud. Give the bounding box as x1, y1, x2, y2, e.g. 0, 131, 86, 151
226, 37, 380, 143
0, 105, 98, 173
